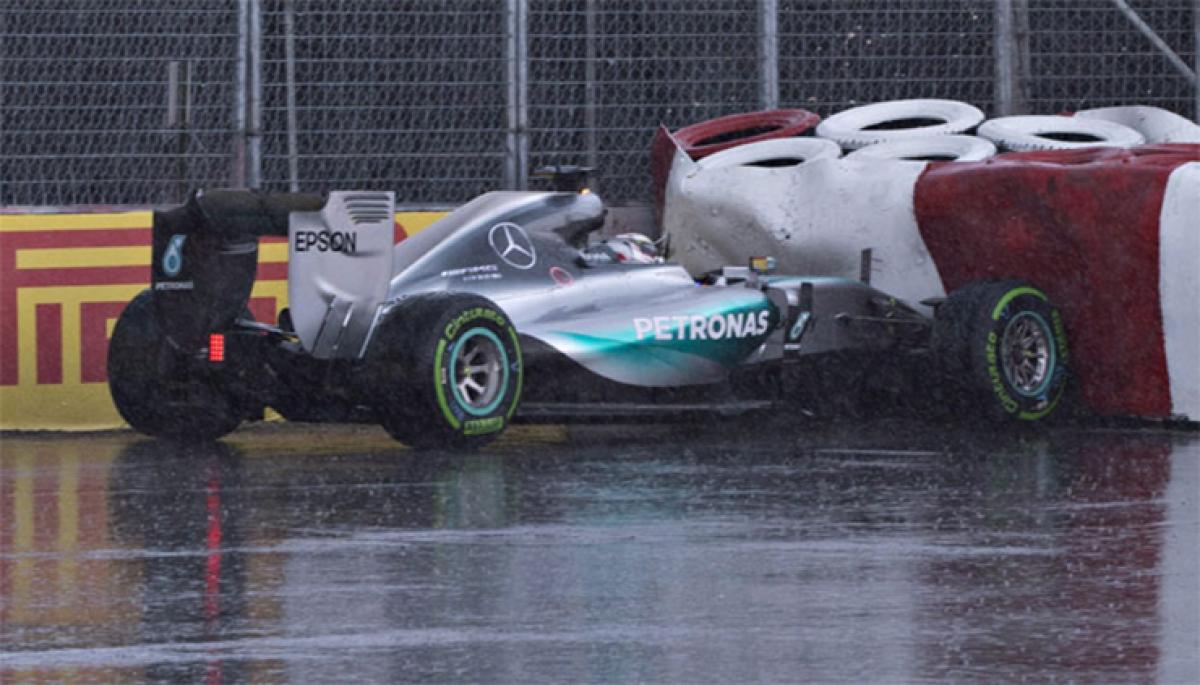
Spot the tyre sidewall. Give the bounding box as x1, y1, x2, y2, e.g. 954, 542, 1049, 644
430, 302, 522, 441
969, 284, 1069, 421
371, 293, 522, 449
107, 289, 241, 440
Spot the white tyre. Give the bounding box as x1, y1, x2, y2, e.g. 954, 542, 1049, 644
845, 135, 997, 162
816, 99, 985, 150
695, 137, 842, 171
1076, 106, 1200, 144
978, 115, 1145, 151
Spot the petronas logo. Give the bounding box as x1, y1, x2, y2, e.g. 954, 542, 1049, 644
163, 234, 186, 277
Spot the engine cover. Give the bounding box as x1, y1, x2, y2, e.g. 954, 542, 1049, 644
288, 191, 395, 358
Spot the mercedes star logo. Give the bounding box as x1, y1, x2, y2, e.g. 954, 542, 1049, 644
488, 222, 537, 270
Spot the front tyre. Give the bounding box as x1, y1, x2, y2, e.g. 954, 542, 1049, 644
107, 289, 242, 440
934, 281, 1070, 422
368, 293, 523, 450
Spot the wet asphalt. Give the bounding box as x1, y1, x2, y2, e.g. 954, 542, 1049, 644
1, 419, 1197, 683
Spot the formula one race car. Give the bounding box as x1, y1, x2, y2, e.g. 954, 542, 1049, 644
108, 168, 1070, 446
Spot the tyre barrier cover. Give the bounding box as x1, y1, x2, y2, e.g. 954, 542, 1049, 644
651, 110, 820, 217
674, 109, 822, 161
1076, 105, 1200, 144
978, 115, 1145, 151
662, 142, 942, 315
914, 144, 1200, 420
815, 99, 985, 150
662, 135, 1200, 421
844, 135, 996, 162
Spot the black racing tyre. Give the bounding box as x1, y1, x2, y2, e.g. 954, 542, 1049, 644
933, 281, 1070, 423
368, 292, 523, 450
815, 99, 985, 150
977, 115, 1145, 151
674, 109, 821, 160
107, 289, 242, 441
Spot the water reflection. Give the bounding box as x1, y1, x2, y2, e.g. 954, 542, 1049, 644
1, 426, 1196, 682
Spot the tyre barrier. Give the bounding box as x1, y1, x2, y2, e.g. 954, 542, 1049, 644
978, 115, 1145, 151
673, 109, 821, 161
695, 138, 841, 172
845, 135, 996, 162
662, 126, 1200, 421
1076, 105, 1200, 144
652, 110, 820, 216
816, 99, 985, 150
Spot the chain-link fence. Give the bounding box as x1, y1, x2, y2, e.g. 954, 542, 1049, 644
1, 0, 239, 207
260, 1, 508, 204
2, 0, 1197, 208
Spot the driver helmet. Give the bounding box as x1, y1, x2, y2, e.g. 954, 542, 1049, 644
605, 233, 662, 264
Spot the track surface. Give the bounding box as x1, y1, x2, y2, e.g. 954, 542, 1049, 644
2, 420, 1197, 682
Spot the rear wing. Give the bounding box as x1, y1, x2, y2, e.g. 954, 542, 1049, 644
152, 190, 325, 351
151, 189, 396, 359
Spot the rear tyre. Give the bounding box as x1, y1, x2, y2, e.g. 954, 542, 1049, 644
107, 289, 242, 440
368, 292, 523, 450
933, 281, 1070, 422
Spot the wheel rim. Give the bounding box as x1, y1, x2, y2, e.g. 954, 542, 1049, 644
449, 328, 507, 416
1001, 312, 1054, 397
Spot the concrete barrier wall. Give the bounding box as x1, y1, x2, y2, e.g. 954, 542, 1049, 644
0, 209, 446, 430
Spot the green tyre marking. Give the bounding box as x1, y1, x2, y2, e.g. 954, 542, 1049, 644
463, 416, 505, 436
433, 337, 461, 430
445, 307, 508, 339
991, 285, 1047, 320
506, 324, 523, 420
1051, 309, 1070, 364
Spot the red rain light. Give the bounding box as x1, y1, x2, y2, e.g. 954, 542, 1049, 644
208, 334, 225, 363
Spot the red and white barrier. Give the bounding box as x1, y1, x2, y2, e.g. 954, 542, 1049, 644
915, 145, 1199, 421
661, 124, 1200, 421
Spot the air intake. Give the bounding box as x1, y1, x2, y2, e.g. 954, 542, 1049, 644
342, 193, 393, 225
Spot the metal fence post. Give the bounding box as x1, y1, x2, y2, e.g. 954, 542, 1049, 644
247, 0, 263, 189
994, 0, 1019, 115
759, 0, 779, 110
285, 0, 300, 191
585, 0, 599, 170
231, 0, 248, 188
166, 60, 192, 202
504, 0, 530, 190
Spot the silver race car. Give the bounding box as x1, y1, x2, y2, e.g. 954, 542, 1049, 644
108, 168, 1069, 446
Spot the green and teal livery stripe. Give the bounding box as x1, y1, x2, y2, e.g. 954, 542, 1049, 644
548, 301, 778, 369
